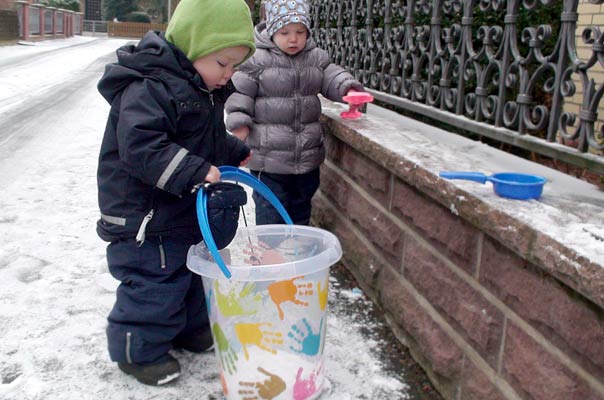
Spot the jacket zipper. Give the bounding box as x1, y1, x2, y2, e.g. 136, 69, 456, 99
198, 86, 214, 107
197, 86, 221, 159
135, 209, 154, 246
289, 57, 302, 172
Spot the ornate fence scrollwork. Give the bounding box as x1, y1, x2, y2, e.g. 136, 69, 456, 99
301, 0, 604, 174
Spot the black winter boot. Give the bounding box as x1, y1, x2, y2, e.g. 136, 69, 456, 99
173, 328, 214, 353
118, 354, 181, 386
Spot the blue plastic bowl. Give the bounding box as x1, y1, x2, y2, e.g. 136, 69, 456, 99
489, 173, 546, 200
439, 171, 546, 200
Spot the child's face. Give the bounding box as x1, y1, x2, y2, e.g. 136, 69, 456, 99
272, 23, 308, 56
192, 46, 250, 91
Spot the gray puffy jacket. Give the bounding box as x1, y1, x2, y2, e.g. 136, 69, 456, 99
225, 22, 363, 174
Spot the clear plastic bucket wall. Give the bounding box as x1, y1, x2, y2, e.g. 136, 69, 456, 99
187, 225, 342, 400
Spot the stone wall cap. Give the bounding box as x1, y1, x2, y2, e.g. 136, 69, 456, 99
320, 97, 604, 309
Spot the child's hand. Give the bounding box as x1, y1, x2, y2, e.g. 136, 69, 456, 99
205, 165, 221, 183
346, 88, 372, 98
239, 151, 252, 167
243, 241, 286, 265
232, 126, 250, 141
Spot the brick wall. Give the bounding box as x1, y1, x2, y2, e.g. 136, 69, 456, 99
313, 101, 604, 400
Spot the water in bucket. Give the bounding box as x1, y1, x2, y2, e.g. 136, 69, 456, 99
187, 224, 342, 399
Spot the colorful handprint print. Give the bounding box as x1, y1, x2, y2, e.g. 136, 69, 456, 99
235, 322, 283, 360
214, 280, 261, 317
205, 285, 213, 318
212, 322, 238, 375
268, 276, 314, 320
288, 317, 323, 356
221, 372, 229, 396
293, 362, 323, 400
317, 277, 328, 311
238, 367, 286, 399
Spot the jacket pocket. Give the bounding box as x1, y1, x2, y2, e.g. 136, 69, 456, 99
174, 100, 210, 139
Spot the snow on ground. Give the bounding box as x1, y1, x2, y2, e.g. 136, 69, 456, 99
0, 36, 129, 121
0, 37, 410, 399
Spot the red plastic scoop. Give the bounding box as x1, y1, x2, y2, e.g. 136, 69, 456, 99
341, 91, 374, 119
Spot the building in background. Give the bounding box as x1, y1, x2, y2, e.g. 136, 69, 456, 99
0, 0, 16, 9
567, 0, 604, 148
82, 0, 101, 20
0, 0, 19, 43
13, 0, 83, 42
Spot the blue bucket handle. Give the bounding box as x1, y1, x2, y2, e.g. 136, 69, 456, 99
196, 166, 293, 279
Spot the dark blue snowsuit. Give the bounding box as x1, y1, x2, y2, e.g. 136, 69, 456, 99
96, 31, 249, 365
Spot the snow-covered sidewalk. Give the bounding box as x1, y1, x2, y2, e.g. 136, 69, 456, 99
0, 37, 413, 399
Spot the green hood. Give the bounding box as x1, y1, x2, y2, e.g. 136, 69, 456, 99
165, 0, 255, 63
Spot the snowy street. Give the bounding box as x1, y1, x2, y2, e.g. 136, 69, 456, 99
0, 37, 426, 399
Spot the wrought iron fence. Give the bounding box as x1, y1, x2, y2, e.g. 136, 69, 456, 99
293, 0, 604, 174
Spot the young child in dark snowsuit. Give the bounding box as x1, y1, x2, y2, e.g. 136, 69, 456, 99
96, 0, 255, 386
225, 0, 366, 226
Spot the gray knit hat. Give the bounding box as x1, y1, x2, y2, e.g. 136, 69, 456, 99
265, 0, 311, 37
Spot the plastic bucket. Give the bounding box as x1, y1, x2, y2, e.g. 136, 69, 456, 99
187, 224, 342, 399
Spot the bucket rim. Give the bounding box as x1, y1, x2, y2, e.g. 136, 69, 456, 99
187, 225, 343, 281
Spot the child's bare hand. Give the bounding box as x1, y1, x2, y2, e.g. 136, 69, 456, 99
205, 166, 220, 183
239, 151, 252, 167
232, 126, 249, 141
243, 241, 286, 265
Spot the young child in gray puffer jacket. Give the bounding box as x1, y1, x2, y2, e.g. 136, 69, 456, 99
225, 0, 368, 225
